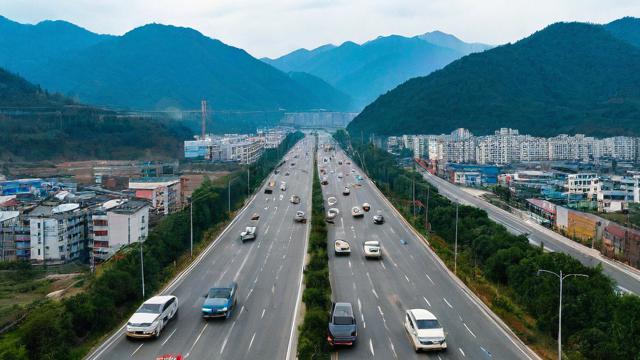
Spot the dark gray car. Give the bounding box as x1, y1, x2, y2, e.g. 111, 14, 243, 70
328, 302, 357, 346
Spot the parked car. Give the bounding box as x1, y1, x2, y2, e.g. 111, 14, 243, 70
362, 203, 371, 212
327, 302, 357, 346
343, 187, 350, 196
294, 211, 307, 223
240, 226, 257, 242
201, 282, 238, 319
404, 309, 447, 352
373, 214, 385, 224
290, 195, 300, 204
363, 240, 382, 259
126, 295, 178, 338
326, 208, 340, 223
334, 240, 351, 255
351, 206, 364, 218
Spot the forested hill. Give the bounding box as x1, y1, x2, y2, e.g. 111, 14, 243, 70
0, 68, 191, 161
348, 19, 640, 137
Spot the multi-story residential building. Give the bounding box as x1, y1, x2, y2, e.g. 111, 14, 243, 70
0, 179, 44, 196
91, 199, 149, 262
184, 133, 267, 164
566, 173, 597, 197
129, 177, 181, 215
0, 211, 19, 261
519, 137, 549, 162
588, 176, 640, 212
29, 203, 88, 263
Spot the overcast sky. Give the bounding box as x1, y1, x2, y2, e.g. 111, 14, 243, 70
1, 0, 639, 58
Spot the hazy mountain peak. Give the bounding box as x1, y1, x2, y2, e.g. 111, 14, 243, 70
416, 30, 492, 54
605, 16, 640, 48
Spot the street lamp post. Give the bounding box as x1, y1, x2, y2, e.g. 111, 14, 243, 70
188, 192, 212, 258
537, 269, 589, 360
454, 202, 459, 274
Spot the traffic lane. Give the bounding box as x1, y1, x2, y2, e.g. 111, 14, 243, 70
327, 148, 530, 359
95, 141, 310, 360
422, 171, 640, 294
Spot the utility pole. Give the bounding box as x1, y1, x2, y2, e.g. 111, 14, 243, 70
425, 186, 430, 231
140, 238, 145, 299
247, 168, 250, 196
537, 269, 589, 360
454, 202, 459, 274
190, 201, 194, 258
412, 163, 416, 218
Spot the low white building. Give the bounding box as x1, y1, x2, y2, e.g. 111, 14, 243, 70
91, 199, 149, 262
129, 177, 181, 215
29, 203, 87, 263
566, 173, 598, 197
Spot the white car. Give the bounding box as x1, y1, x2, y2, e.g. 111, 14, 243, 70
294, 211, 307, 223
290, 195, 300, 204
343, 187, 350, 196
334, 239, 351, 255
351, 206, 364, 218
337, 172, 343, 179
280, 182, 287, 191
126, 295, 178, 338
362, 203, 371, 212
363, 240, 381, 259
241, 226, 257, 242
404, 309, 447, 352
326, 208, 340, 223
327, 196, 338, 206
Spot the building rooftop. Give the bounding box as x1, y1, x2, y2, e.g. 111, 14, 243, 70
0, 211, 19, 223
110, 200, 149, 214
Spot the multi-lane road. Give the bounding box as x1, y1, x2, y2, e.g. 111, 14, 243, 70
420, 168, 640, 295
319, 134, 538, 360
86, 136, 314, 360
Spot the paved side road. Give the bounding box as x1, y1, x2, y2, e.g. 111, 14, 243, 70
420, 169, 640, 295
85, 137, 314, 360
320, 134, 537, 360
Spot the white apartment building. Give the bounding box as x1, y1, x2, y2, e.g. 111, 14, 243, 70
91, 199, 149, 262
129, 177, 181, 215
566, 173, 597, 197
29, 203, 87, 263
227, 139, 264, 164
588, 176, 640, 212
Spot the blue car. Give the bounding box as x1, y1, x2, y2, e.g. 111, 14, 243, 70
201, 282, 237, 319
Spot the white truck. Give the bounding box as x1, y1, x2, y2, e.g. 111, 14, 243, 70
240, 226, 257, 242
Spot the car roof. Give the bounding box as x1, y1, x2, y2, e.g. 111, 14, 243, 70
409, 308, 437, 320
364, 240, 379, 246
144, 295, 176, 304
333, 302, 354, 316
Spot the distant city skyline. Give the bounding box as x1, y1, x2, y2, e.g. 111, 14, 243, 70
0, 0, 639, 58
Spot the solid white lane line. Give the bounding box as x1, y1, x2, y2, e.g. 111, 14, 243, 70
464, 323, 477, 338
425, 273, 434, 284
372, 288, 379, 299
261, 308, 266, 319
377, 305, 384, 318
443, 297, 453, 309
130, 344, 143, 357
185, 323, 208, 358
369, 338, 375, 356
248, 332, 257, 351
459, 348, 466, 357
220, 321, 236, 354
423, 296, 431, 307
161, 328, 177, 346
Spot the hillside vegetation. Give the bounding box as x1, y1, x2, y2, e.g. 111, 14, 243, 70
348, 19, 640, 137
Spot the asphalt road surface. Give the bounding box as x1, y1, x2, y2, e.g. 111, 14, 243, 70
420, 168, 640, 295
86, 136, 314, 360
319, 135, 537, 360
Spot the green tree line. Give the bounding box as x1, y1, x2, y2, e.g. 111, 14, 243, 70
0, 132, 304, 360
297, 135, 332, 360
334, 130, 640, 359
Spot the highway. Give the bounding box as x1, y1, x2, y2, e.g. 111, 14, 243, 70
419, 169, 640, 295
319, 135, 538, 360
86, 136, 314, 360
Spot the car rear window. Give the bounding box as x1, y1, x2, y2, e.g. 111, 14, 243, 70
416, 319, 440, 329
334, 316, 355, 325
138, 303, 162, 314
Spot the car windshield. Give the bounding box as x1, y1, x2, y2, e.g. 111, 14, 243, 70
137, 303, 162, 314
208, 288, 231, 299
416, 319, 441, 329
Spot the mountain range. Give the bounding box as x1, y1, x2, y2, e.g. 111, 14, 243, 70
348, 17, 640, 138
264, 32, 492, 109
0, 16, 350, 111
